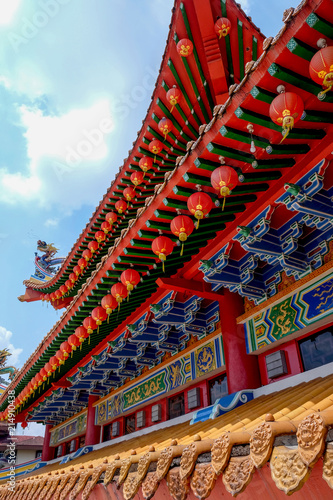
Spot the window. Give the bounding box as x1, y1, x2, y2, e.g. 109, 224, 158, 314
35, 450, 42, 459
56, 445, 63, 458
69, 439, 76, 453
103, 423, 112, 442
299, 329, 333, 371
78, 435, 85, 448
168, 393, 185, 419
125, 414, 135, 435
209, 374, 228, 405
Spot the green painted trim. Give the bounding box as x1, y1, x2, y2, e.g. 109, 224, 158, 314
306, 13, 333, 38
268, 63, 333, 103
156, 98, 193, 143
220, 0, 234, 83
162, 81, 199, 137
238, 19, 244, 80
252, 36, 258, 61
180, 2, 215, 112
286, 37, 316, 61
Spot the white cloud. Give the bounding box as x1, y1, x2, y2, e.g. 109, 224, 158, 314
44, 218, 59, 227
0, 326, 22, 369
20, 421, 45, 437
0, 98, 114, 210
0, 0, 22, 26
239, 0, 251, 14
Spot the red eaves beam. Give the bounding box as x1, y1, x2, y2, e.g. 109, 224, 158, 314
156, 277, 223, 301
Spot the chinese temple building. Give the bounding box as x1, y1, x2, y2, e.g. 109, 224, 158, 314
1, 0, 333, 497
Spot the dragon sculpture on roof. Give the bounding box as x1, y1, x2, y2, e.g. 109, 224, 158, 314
0, 349, 17, 382
32, 240, 65, 283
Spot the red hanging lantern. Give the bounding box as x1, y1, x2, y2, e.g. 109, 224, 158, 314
49, 292, 56, 303
21, 421, 28, 429
56, 349, 66, 365
65, 279, 72, 291
78, 258, 87, 270
166, 86, 182, 112
139, 156, 153, 174
158, 117, 173, 141
74, 326, 90, 348
214, 17, 231, 38
177, 38, 193, 57
309, 46, 333, 99
130, 171, 144, 187
40, 368, 48, 382
68, 334, 81, 354
101, 294, 118, 322
151, 236, 174, 272
82, 249, 92, 261
211, 166, 239, 210
69, 272, 77, 283
120, 269, 140, 294
59, 285, 68, 296
123, 186, 136, 202
54, 289, 62, 301
49, 356, 59, 372
31, 376, 38, 390
101, 221, 112, 234
269, 92, 304, 142
115, 199, 128, 214
148, 139, 163, 162
111, 282, 128, 307
73, 265, 81, 277
187, 192, 213, 228
170, 215, 195, 256
43, 294, 50, 303
83, 316, 97, 335
88, 240, 99, 254
92, 306, 107, 330
60, 341, 71, 359
105, 211, 118, 227
95, 230, 106, 243
44, 362, 53, 378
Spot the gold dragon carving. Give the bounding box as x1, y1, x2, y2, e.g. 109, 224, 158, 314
211, 433, 232, 475
180, 443, 198, 479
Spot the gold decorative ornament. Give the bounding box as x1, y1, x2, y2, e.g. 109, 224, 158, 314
141, 472, 160, 500
296, 413, 327, 467
180, 442, 198, 479
270, 447, 310, 495
211, 433, 232, 475
323, 448, 333, 490
167, 469, 190, 500
222, 457, 255, 496
250, 422, 274, 468
190, 463, 217, 500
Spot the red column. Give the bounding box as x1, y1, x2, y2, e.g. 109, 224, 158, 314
220, 289, 261, 393
41, 423, 54, 461
85, 395, 100, 446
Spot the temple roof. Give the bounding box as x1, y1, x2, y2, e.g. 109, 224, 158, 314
3, 373, 333, 498
4, 0, 333, 425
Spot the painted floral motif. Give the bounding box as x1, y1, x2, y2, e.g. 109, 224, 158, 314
122, 473, 140, 500
104, 461, 119, 486
82, 464, 107, 500
117, 458, 132, 486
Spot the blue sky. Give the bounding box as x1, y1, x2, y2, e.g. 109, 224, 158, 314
0, 0, 301, 434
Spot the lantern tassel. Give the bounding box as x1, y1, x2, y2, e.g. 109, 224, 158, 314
107, 314, 110, 324
181, 242, 184, 257
80, 343, 82, 351
71, 350, 73, 358
196, 218, 200, 229
318, 84, 333, 100
222, 196, 226, 211
97, 325, 99, 333
162, 260, 165, 272
89, 336, 91, 345
170, 105, 175, 113
58, 366, 60, 373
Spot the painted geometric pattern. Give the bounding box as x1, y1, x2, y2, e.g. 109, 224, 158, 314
95, 334, 224, 425
50, 411, 87, 446
245, 269, 333, 353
